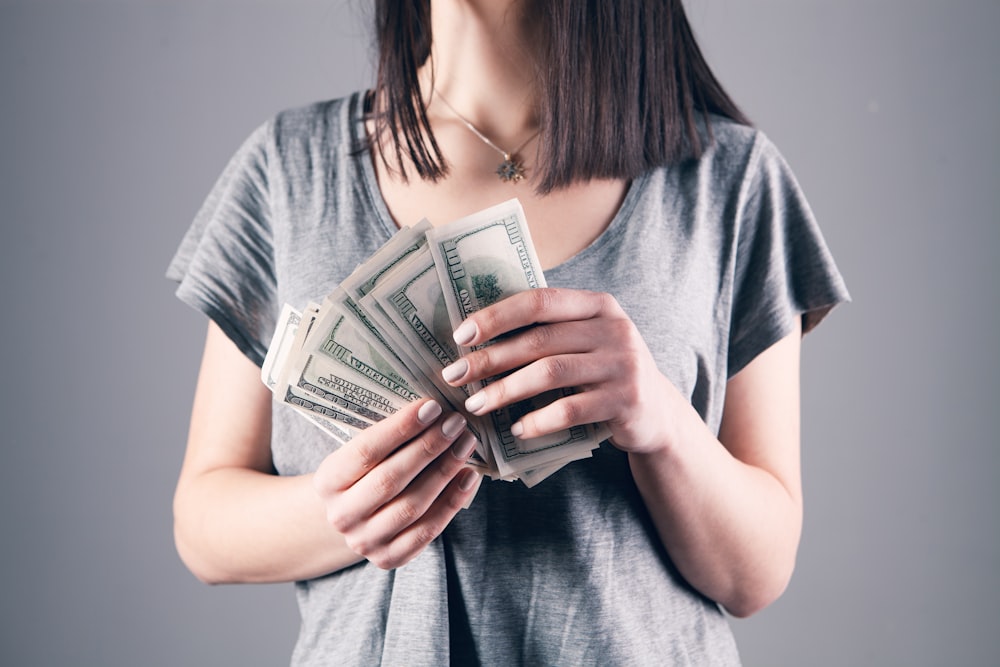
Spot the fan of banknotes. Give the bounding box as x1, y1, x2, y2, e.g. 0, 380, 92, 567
260, 198, 606, 487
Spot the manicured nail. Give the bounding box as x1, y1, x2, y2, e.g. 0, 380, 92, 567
464, 391, 487, 415
459, 468, 480, 491
441, 412, 467, 438
509, 421, 524, 437
451, 433, 477, 460
453, 320, 477, 346
441, 358, 468, 384
417, 400, 442, 425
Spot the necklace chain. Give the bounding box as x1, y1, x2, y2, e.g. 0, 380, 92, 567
434, 91, 538, 183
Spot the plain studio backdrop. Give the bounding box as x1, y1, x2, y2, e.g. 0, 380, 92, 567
1, 1, 997, 665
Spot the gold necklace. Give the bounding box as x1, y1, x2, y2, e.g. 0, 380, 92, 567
434, 91, 539, 183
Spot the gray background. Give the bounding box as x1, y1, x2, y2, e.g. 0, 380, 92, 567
1, 1, 997, 665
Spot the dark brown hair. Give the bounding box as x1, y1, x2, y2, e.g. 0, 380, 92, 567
371, 0, 749, 193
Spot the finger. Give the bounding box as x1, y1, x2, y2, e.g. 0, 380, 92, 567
361, 467, 482, 570
452, 288, 623, 347
443, 319, 616, 387
508, 391, 619, 441
462, 352, 615, 418
329, 412, 468, 531
315, 398, 444, 494
349, 432, 478, 555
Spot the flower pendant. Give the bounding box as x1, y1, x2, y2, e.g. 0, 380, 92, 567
496, 155, 526, 183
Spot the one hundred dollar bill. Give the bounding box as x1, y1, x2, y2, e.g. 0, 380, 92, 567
261, 304, 357, 445
426, 199, 600, 478
276, 300, 422, 430
262, 302, 302, 390
259, 200, 600, 485
362, 247, 468, 404
362, 247, 494, 466
339, 219, 433, 302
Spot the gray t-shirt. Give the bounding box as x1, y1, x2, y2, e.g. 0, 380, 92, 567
168, 92, 848, 666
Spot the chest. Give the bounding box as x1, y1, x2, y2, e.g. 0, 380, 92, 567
374, 159, 628, 271
270, 146, 734, 434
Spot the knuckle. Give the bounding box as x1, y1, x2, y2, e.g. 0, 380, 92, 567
354, 440, 381, 472
313, 469, 335, 497
443, 485, 468, 512
391, 417, 416, 444
489, 381, 507, 405
619, 352, 642, 379
439, 457, 466, 484
530, 287, 556, 314
411, 520, 443, 549
524, 324, 553, 353
327, 510, 349, 533
344, 533, 369, 557
478, 307, 502, 338
472, 347, 494, 375
598, 291, 624, 316
434, 457, 457, 482
328, 504, 363, 535
555, 399, 582, 426
372, 467, 401, 498
369, 552, 395, 570
540, 356, 566, 383
392, 498, 420, 527
419, 433, 440, 458
608, 316, 635, 342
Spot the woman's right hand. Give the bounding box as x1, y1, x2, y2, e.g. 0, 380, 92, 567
313, 399, 481, 570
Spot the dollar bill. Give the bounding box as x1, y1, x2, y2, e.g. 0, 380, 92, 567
334, 221, 439, 389
334, 229, 495, 471
361, 247, 468, 404
261, 302, 302, 390
260, 200, 601, 485
326, 285, 444, 409
362, 247, 494, 466
339, 219, 433, 302
261, 304, 357, 445
426, 199, 599, 478
287, 302, 422, 419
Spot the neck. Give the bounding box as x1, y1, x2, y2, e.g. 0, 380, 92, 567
421, 0, 540, 146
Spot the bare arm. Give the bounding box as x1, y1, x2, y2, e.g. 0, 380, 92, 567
173, 322, 361, 583
174, 322, 480, 584
628, 321, 802, 617
442, 288, 803, 617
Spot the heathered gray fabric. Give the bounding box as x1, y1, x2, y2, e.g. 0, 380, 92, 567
168, 92, 848, 666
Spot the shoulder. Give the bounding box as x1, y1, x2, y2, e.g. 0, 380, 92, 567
221, 92, 368, 195
703, 117, 804, 198
236, 93, 366, 166
640, 116, 795, 210
695, 116, 779, 186
702, 115, 764, 152
272, 94, 362, 142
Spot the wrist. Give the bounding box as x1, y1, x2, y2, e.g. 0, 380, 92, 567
615, 372, 687, 456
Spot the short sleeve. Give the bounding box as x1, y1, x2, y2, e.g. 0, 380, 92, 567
727, 133, 850, 377
166, 121, 277, 367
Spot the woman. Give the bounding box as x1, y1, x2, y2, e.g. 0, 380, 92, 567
168, 1, 848, 663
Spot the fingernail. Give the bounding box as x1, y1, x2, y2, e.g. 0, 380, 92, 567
459, 468, 480, 491
441, 412, 467, 438
451, 432, 477, 460
441, 358, 468, 384
510, 421, 524, 437
464, 391, 487, 415
417, 400, 442, 424
453, 320, 477, 346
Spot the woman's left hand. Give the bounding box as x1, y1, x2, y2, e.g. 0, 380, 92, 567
441, 287, 678, 455
442, 287, 806, 617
